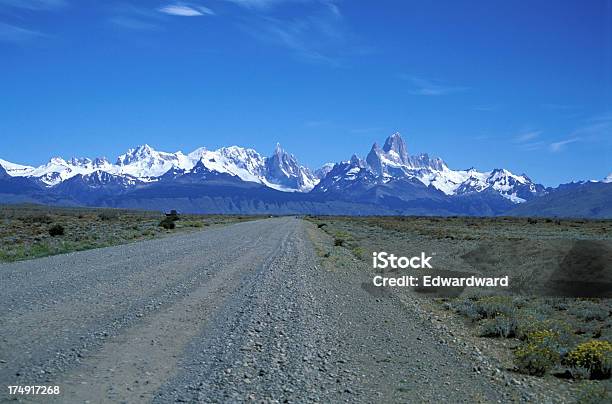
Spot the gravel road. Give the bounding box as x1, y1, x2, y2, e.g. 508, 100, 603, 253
1, 218, 524, 403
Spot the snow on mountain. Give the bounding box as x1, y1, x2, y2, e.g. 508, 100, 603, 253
1, 143, 319, 192
0, 158, 34, 176
314, 163, 335, 179
604, 173, 612, 183
329, 132, 545, 203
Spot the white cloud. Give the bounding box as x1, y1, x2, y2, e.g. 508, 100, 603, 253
223, 0, 290, 9
549, 138, 581, 152
158, 4, 215, 17
514, 130, 541, 143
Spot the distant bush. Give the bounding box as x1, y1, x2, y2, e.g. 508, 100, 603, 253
527, 218, 538, 224
317, 223, 327, 228
22, 214, 53, 224
166, 210, 180, 221
159, 218, 176, 230
48, 224, 65, 237
569, 301, 610, 322
98, 211, 119, 221
334, 237, 345, 247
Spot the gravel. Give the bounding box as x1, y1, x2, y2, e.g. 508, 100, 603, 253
1, 218, 524, 402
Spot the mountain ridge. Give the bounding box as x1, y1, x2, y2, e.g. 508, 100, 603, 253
1, 132, 609, 217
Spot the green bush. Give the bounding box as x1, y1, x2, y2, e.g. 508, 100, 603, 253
159, 218, 176, 230
166, 210, 180, 221
514, 330, 562, 376
479, 315, 518, 338
98, 211, 119, 221
454, 296, 517, 321
576, 382, 611, 403
516, 318, 574, 344
48, 224, 65, 237
569, 301, 609, 321
567, 340, 612, 379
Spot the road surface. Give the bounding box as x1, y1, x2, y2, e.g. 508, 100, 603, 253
1, 218, 520, 402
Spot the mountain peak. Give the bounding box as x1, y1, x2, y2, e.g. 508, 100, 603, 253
49, 157, 67, 165
382, 132, 409, 164
70, 157, 92, 167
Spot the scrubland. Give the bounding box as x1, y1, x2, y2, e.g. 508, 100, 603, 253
308, 215, 612, 401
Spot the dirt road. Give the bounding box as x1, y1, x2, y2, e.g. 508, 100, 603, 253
0, 218, 522, 402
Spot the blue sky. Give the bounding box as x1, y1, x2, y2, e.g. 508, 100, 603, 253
0, 0, 610, 186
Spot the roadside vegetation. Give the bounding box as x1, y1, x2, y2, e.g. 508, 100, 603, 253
307, 215, 612, 400
0, 204, 258, 262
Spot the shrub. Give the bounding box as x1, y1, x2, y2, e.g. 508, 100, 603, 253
514, 330, 562, 376
166, 210, 180, 221
567, 340, 612, 379
575, 382, 611, 403
480, 315, 518, 338
473, 296, 516, 319
516, 318, 574, 345
334, 237, 345, 247
23, 214, 54, 224
48, 224, 65, 237
159, 218, 176, 230
569, 302, 609, 321
98, 211, 119, 221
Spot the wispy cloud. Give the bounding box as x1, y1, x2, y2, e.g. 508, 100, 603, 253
514, 130, 541, 143
400, 75, 469, 96
239, 2, 354, 66
514, 130, 545, 151
0, 0, 66, 10
223, 0, 297, 10
0, 22, 44, 42
549, 138, 581, 152
158, 4, 215, 17
546, 112, 612, 152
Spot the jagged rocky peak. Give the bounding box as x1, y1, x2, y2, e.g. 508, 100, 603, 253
266, 143, 300, 178
382, 132, 409, 165
93, 157, 110, 167
366, 142, 384, 175
70, 157, 92, 166
349, 154, 365, 167
410, 153, 446, 171
314, 163, 335, 179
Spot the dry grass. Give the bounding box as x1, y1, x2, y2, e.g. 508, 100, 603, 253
0, 204, 260, 262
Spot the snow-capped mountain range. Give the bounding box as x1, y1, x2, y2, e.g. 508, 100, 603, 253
317, 133, 546, 203
0, 132, 609, 216
0, 143, 318, 192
